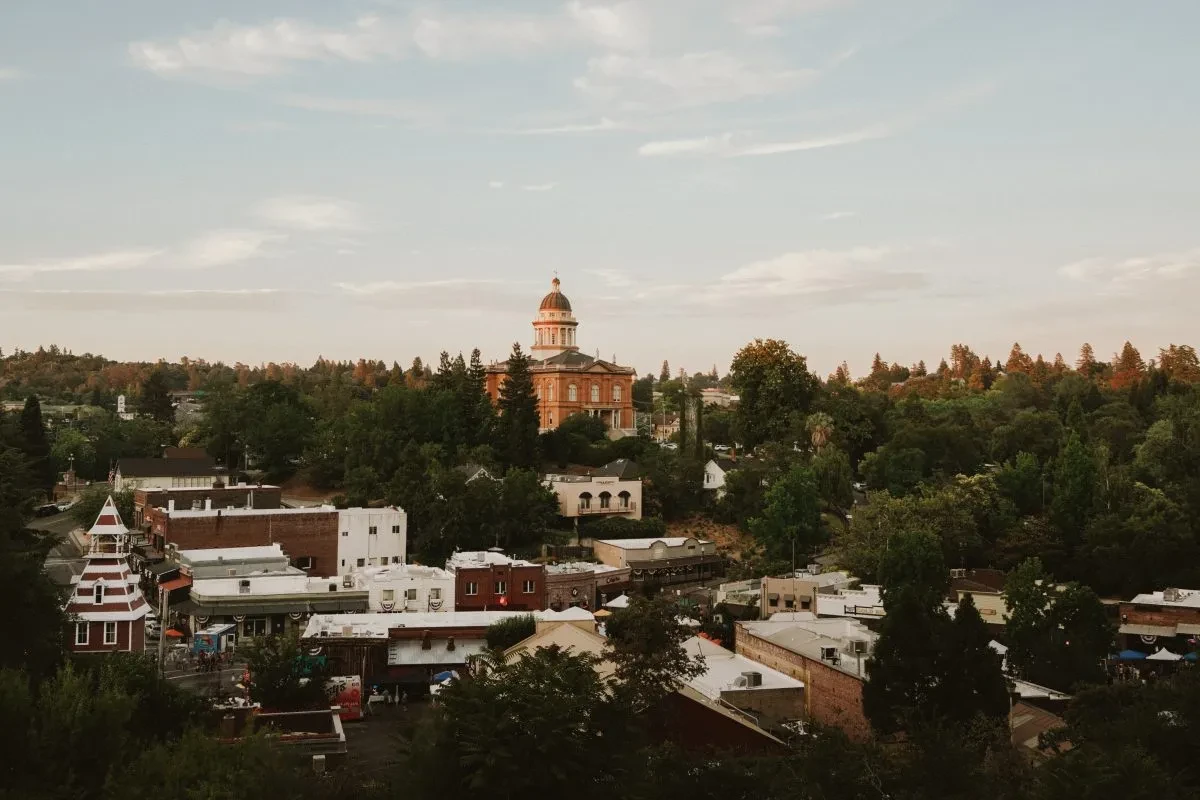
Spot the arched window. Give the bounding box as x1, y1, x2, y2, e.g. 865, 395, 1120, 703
579, 491, 592, 510
568, 384, 578, 401
618, 490, 631, 509
599, 491, 611, 509
612, 384, 622, 402
591, 384, 600, 403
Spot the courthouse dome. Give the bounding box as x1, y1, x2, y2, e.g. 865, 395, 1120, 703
539, 277, 572, 312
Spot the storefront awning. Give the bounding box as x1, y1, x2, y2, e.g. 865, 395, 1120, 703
1176, 623, 1200, 636
1119, 623, 1177, 637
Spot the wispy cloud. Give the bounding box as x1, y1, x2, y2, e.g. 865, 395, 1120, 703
335, 277, 528, 312
488, 181, 505, 189
0, 288, 292, 313
255, 195, 364, 232
522, 183, 558, 192
0, 249, 164, 278
275, 93, 433, 124
515, 117, 622, 134
727, 0, 852, 35
227, 120, 293, 133
181, 229, 286, 267
1059, 248, 1200, 295
638, 123, 891, 158
575, 51, 817, 110
0, 67, 22, 82
820, 211, 857, 221
588, 268, 635, 288
130, 5, 651, 81
638, 82, 995, 158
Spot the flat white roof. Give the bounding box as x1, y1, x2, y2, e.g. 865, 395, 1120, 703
177, 544, 287, 562
303, 611, 532, 639
163, 505, 335, 519
161, 505, 399, 519
545, 561, 622, 575
192, 574, 353, 597
683, 636, 803, 699
1129, 589, 1200, 609
446, 550, 535, 568
354, 564, 453, 582
596, 537, 710, 549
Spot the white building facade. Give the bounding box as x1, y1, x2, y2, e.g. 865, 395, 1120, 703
353, 564, 455, 613
336, 507, 407, 575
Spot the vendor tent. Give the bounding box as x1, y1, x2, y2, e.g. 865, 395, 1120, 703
1116, 649, 1147, 660
1146, 647, 1182, 662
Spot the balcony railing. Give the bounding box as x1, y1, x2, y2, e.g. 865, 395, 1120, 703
576, 501, 637, 515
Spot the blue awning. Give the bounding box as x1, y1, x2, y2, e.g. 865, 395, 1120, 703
1116, 649, 1147, 660
431, 670, 455, 683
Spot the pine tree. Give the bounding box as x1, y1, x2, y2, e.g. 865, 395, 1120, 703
936, 594, 1010, 723
912, 360, 928, 377
1005, 342, 1033, 374
19, 396, 55, 500
139, 369, 174, 424
1076, 343, 1097, 375
1052, 352, 1067, 374
496, 343, 540, 470
709, 364, 719, 381
1110, 341, 1145, 390
659, 360, 670, 382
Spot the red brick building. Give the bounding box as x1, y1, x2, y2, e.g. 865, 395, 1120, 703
447, 551, 546, 612
67, 497, 150, 655
146, 506, 340, 577
485, 278, 636, 436
735, 619, 874, 741
1119, 588, 1200, 651
133, 483, 283, 527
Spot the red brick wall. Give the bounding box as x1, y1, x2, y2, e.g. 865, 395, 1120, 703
650, 691, 787, 755
545, 571, 597, 610
1120, 603, 1200, 628
136, 485, 282, 516
148, 509, 339, 576
736, 627, 871, 740
454, 564, 547, 611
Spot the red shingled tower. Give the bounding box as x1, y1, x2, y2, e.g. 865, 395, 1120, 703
67, 496, 150, 653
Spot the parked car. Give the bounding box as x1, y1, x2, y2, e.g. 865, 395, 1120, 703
35, 504, 59, 518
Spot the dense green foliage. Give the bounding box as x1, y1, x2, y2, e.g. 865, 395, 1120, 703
484, 614, 537, 651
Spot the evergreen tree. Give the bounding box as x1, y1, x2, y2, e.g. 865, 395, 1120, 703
936, 594, 1010, 724
659, 360, 671, 382
1076, 342, 1097, 375
19, 396, 55, 499
1110, 341, 1146, 389
1050, 432, 1097, 546
139, 369, 174, 424
496, 343, 540, 470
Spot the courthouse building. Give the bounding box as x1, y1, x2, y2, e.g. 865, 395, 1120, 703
486, 277, 637, 437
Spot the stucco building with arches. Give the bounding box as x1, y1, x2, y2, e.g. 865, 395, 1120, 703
485, 277, 637, 436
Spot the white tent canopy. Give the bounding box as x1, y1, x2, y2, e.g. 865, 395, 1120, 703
604, 594, 630, 609
1146, 647, 1182, 662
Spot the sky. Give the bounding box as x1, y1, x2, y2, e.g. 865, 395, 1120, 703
1, 0, 1198, 378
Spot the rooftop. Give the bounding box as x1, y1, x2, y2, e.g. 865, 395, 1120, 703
191, 573, 356, 598
814, 585, 885, 619
160, 505, 335, 519
683, 636, 804, 699
176, 544, 287, 563
1128, 588, 1200, 608
545, 561, 622, 575
303, 611, 534, 639
446, 550, 535, 569
118, 457, 225, 478
596, 537, 710, 549
354, 564, 453, 583
741, 617, 876, 679
141, 482, 280, 494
